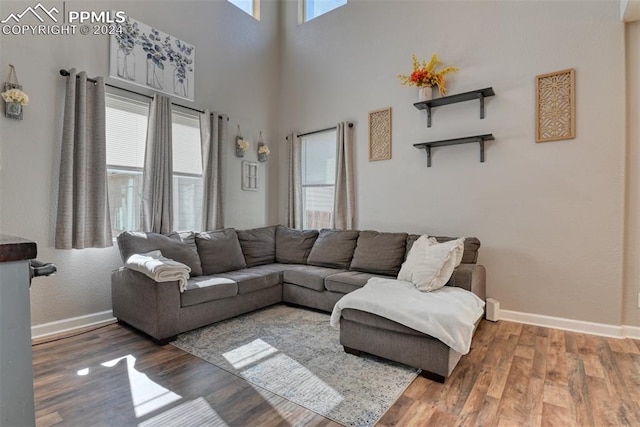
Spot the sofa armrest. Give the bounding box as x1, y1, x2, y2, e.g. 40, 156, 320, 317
446, 264, 486, 300
111, 267, 182, 342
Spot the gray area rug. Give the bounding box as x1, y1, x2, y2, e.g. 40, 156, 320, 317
172, 304, 418, 426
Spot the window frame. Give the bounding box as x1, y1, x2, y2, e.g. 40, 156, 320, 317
105, 93, 204, 234
301, 129, 337, 229
228, 0, 260, 20
300, 0, 347, 23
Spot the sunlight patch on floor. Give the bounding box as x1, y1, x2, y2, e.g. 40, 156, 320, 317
100, 355, 182, 417
224, 339, 344, 412
222, 338, 278, 369
137, 397, 228, 427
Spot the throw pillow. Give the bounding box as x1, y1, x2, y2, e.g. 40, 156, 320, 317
275, 225, 319, 264
406, 234, 480, 264
350, 230, 408, 276
237, 225, 277, 267
397, 235, 465, 292
196, 229, 247, 275
117, 231, 203, 277
307, 229, 360, 269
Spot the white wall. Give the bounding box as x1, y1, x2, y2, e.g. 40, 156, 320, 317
0, 0, 281, 326
279, 0, 627, 325
624, 21, 640, 327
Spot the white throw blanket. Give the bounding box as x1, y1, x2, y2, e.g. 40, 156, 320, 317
125, 250, 191, 292
330, 277, 485, 354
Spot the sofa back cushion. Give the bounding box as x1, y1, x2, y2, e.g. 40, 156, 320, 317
350, 231, 408, 276
196, 229, 247, 274
275, 225, 319, 264
117, 231, 203, 277
237, 225, 276, 267
307, 229, 360, 269
406, 234, 481, 264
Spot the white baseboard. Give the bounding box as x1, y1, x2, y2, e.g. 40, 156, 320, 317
623, 325, 640, 340
29, 308, 640, 342
499, 309, 640, 339
31, 310, 116, 340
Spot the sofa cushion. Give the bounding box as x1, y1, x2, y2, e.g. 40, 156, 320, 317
324, 271, 384, 294
406, 234, 481, 264
307, 229, 360, 269
399, 236, 465, 292
181, 277, 238, 307
117, 231, 203, 277
196, 229, 247, 275
215, 266, 282, 294
237, 226, 276, 267
350, 231, 408, 276
283, 265, 346, 292
275, 225, 319, 264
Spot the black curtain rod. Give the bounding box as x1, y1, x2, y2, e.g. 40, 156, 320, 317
296, 123, 353, 138
59, 69, 227, 120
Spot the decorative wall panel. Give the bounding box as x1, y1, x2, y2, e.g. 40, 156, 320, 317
536, 69, 575, 142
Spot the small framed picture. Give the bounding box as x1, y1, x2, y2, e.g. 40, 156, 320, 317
241, 161, 258, 191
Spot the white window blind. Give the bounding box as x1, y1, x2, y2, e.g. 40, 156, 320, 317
105, 94, 148, 169
172, 111, 202, 175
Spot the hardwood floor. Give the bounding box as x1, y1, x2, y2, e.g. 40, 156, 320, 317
33, 319, 640, 426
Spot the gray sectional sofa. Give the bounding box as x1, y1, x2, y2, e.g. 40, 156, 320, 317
112, 225, 486, 381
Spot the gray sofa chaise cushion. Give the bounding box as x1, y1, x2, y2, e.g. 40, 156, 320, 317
117, 231, 203, 277
282, 265, 347, 292
182, 277, 238, 307
350, 231, 408, 276
237, 226, 277, 267
275, 226, 319, 264
324, 271, 383, 294
196, 229, 247, 275
213, 266, 282, 294
307, 229, 359, 269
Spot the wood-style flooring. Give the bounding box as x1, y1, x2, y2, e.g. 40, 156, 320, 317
33, 319, 640, 426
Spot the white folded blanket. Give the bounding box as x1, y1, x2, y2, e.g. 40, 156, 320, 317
125, 250, 191, 292
330, 277, 485, 354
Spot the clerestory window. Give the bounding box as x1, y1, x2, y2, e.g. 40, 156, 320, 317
302, 0, 347, 22
228, 0, 260, 20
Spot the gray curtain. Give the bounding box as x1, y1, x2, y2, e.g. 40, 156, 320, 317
200, 111, 227, 231
55, 69, 112, 249
141, 94, 173, 234
332, 122, 355, 230
286, 132, 302, 229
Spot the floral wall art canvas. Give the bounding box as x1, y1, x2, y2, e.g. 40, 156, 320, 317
109, 16, 195, 101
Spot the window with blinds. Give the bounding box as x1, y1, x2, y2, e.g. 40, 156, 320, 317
105, 94, 203, 234
301, 129, 336, 229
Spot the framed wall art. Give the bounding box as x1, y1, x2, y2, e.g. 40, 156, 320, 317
109, 15, 195, 101
368, 107, 392, 161
536, 68, 575, 143
241, 161, 258, 191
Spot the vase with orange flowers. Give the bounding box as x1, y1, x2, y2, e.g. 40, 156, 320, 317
398, 54, 458, 101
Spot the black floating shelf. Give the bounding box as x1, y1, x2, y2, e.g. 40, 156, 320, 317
413, 134, 495, 167
414, 87, 495, 127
